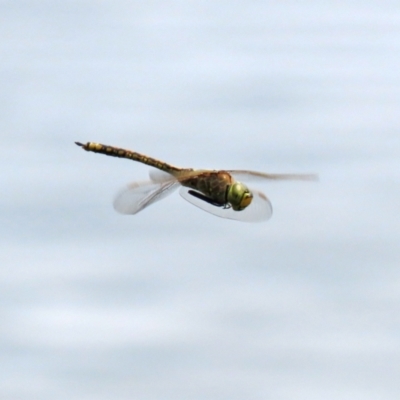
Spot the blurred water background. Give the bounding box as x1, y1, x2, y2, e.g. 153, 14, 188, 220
1, 1, 400, 399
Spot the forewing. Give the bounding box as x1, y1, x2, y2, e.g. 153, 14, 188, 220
228, 170, 318, 183
179, 187, 272, 222
113, 180, 179, 215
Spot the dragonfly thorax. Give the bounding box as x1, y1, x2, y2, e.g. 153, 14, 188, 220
227, 182, 253, 211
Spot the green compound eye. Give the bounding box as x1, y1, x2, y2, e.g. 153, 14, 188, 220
227, 182, 253, 211
239, 191, 253, 209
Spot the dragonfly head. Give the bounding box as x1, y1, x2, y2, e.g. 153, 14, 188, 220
227, 182, 253, 211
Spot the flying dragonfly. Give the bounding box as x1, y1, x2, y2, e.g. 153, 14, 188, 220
75, 141, 317, 222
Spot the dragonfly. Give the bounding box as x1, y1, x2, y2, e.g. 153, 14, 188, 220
75, 141, 317, 222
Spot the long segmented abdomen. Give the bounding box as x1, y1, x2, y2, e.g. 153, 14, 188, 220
75, 141, 183, 175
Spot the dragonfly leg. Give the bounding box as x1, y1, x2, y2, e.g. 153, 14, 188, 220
188, 190, 225, 208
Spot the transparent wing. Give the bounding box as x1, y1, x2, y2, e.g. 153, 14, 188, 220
149, 168, 206, 183
179, 187, 272, 222
149, 169, 175, 183
113, 179, 179, 215
227, 170, 318, 183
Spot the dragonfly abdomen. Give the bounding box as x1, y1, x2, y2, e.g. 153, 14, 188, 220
75, 142, 182, 174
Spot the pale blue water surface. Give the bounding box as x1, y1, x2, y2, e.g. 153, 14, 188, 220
1, 1, 400, 399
